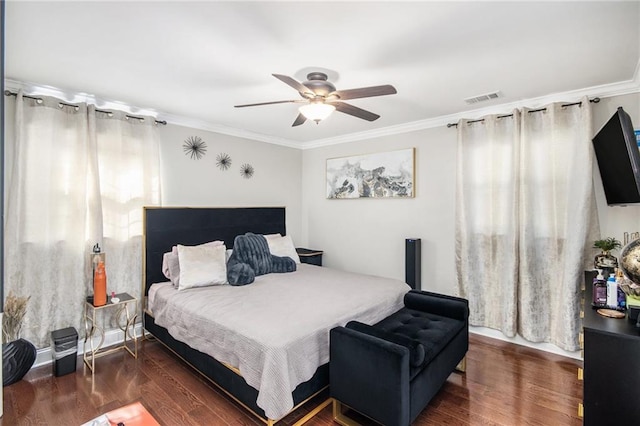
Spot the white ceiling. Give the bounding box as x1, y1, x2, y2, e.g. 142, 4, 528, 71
5, 1, 640, 147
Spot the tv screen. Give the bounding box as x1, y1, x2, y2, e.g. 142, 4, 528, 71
592, 107, 640, 206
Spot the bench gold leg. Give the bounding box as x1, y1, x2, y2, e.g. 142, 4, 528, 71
333, 399, 362, 426
456, 356, 467, 373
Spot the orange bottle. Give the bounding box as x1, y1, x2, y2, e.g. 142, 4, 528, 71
93, 261, 107, 306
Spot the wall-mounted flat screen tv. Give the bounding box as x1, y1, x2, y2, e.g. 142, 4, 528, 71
592, 107, 640, 206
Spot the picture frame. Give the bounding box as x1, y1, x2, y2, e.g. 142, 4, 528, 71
326, 148, 415, 199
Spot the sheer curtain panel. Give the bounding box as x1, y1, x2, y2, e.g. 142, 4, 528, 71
456, 112, 521, 337
91, 108, 161, 311
4, 92, 161, 348
518, 101, 596, 350
456, 98, 598, 351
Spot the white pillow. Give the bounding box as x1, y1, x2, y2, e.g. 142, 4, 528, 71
177, 243, 228, 290
162, 240, 224, 287
266, 235, 301, 264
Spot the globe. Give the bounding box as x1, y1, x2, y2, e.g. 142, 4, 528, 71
620, 238, 640, 285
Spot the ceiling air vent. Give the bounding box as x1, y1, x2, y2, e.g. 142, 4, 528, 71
464, 91, 501, 105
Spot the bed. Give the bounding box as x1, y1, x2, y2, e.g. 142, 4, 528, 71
142, 207, 409, 425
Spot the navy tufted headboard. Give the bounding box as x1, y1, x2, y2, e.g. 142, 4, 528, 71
142, 207, 286, 297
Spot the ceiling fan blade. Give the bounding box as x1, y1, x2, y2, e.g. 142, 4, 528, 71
234, 100, 301, 108
272, 74, 315, 98
330, 102, 380, 121
292, 113, 307, 127
329, 85, 397, 101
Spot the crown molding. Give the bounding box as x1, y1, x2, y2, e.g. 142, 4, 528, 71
6, 63, 640, 151
151, 111, 302, 149
298, 62, 640, 150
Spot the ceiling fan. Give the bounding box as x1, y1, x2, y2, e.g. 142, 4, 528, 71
234, 72, 397, 127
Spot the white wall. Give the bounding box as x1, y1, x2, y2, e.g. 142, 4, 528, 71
4, 90, 640, 359
6, 92, 639, 286
301, 92, 640, 298
158, 123, 303, 242
301, 125, 457, 295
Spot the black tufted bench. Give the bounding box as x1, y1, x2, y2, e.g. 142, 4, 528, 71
330, 290, 469, 426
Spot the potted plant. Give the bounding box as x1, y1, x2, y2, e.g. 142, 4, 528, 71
593, 237, 622, 270
2, 291, 36, 386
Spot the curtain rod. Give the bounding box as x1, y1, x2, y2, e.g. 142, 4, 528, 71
3, 90, 167, 126
446, 97, 600, 128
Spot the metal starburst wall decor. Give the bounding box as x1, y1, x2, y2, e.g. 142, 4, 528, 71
216, 153, 232, 171
183, 136, 207, 160
240, 163, 255, 179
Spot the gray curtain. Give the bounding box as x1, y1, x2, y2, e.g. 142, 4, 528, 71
456, 98, 599, 351
4, 91, 161, 348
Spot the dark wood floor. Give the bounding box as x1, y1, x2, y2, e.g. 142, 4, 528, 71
1, 334, 582, 425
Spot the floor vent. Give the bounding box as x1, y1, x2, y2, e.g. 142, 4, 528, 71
464, 91, 501, 105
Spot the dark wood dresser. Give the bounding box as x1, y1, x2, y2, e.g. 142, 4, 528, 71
581, 270, 640, 424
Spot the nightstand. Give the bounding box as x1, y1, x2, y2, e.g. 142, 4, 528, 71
83, 292, 138, 373
296, 248, 323, 266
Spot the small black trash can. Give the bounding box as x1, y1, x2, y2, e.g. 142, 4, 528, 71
51, 327, 78, 377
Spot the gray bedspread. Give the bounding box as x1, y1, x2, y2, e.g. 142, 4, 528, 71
148, 264, 409, 420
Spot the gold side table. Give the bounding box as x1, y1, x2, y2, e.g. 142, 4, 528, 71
83, 292, 138, 373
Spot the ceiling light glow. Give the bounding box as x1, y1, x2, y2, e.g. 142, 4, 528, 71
299, 102, 335, 123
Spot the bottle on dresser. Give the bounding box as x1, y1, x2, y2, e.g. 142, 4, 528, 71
616, 269, 626, 310
593, 269, 607, 307
607, 273, 618, 309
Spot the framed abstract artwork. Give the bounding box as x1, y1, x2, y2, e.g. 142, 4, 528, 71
326, 148, 415, 199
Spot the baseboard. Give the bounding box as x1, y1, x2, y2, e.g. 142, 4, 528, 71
33, 323, 145, 368
470, 326, 582, 360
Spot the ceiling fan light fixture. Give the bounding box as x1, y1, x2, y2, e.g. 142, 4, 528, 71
236, 72, 397, 127
299, 102, 335, 123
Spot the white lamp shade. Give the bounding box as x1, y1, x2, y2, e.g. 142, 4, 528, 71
299, 103, 336, 122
